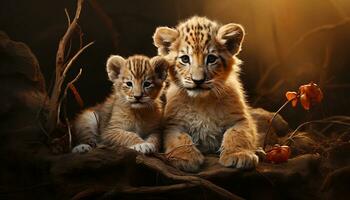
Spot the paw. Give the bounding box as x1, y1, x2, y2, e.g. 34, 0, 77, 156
72, 144, 92, 153
129, 142, 156, 154
219, 149, 259, 169
166, 145, 204, 172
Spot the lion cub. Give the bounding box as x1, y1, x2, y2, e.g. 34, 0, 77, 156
71, 55, 168, 154
153, 16, 258, 172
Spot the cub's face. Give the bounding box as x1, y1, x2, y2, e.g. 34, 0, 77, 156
106, 55, 168, 108
153, 16, 245, 97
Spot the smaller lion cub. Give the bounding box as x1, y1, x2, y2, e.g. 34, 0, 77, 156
72, 55, 168, 154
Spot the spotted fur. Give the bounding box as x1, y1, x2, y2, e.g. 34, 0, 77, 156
72, 55, 168, 154
153, 16, 258, 172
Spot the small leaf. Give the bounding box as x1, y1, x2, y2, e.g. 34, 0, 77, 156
285, 91, 298, 107
69, 84, 84, 108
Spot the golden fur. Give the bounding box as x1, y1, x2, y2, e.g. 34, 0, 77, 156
153, 16, 258, 172
72, 55, 168, 154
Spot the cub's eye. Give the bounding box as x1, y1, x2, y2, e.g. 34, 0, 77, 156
125, 81, 133, 87
179, 55, 190, 64
206, 54, 218, 64
143, 81, 152, 88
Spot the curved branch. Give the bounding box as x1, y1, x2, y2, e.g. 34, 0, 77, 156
46, 0, 92, 133
56, 0, 84, 71
136, 155, 244, 200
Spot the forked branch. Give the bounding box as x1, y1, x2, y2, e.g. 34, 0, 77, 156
46, 0, 92, 134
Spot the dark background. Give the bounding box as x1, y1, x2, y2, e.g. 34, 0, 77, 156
1, 0, 350, 127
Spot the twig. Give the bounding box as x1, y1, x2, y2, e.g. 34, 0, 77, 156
263, 97, 297, 149
68, 84, 84, 108
64, 8, 71, 26
57, 68, 83, 125
325, 115, 350, 121
65, 69, 83, 100
47, 0, 85, 133
46, 0, 93, 134
65, 117, 72, 150
62, 41, 93, 79
283, 118, 350, 145
56, 0, 84, 68
64, 9, 73, 62
104, 183, 198, 198
61, 68, 82, 150
63, 9, 84, 108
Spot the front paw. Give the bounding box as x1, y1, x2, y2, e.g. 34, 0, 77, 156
72, 144, 92, 153
129, 142, 156, 154
219, 149, 258, 169
166, 145, 204, 172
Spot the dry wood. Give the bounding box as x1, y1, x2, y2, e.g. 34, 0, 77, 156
136, 155, 244, 200
46, 0, 93, 134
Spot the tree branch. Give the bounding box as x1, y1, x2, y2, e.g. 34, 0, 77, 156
46, 0, 92, 134
136, 155, 244, 200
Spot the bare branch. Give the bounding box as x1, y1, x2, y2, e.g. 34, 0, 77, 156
65, 117, 72, 151
284, 117, 350, 145
56, 0, 84, 71
136, 155, 244, 200
57, 68, 83, 125
47, 0, 91, 133
64, 8, 71, 27
63, 41, 93, 78
64, 9, 73, 64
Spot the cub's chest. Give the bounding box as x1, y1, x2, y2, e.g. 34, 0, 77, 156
184, 102, 233, 153
185, 100, 232, 129
125, 113, 160, 138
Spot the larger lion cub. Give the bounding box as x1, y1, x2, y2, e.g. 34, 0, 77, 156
153, 16, 258, 172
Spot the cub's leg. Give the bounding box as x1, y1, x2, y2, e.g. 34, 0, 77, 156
219, 119, 259, 169
164, 130, 204, 172
102, 128, 155, 154
72, 110, 99, 153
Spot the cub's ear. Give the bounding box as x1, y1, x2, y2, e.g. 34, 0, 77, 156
153, 27, 178, 56
150, 56, 169, 81
106, 55, 125, 81
216, 23, 245, 55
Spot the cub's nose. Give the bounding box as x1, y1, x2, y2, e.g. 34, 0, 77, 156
192, 78, 205, 85
134, 95, 143, 101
